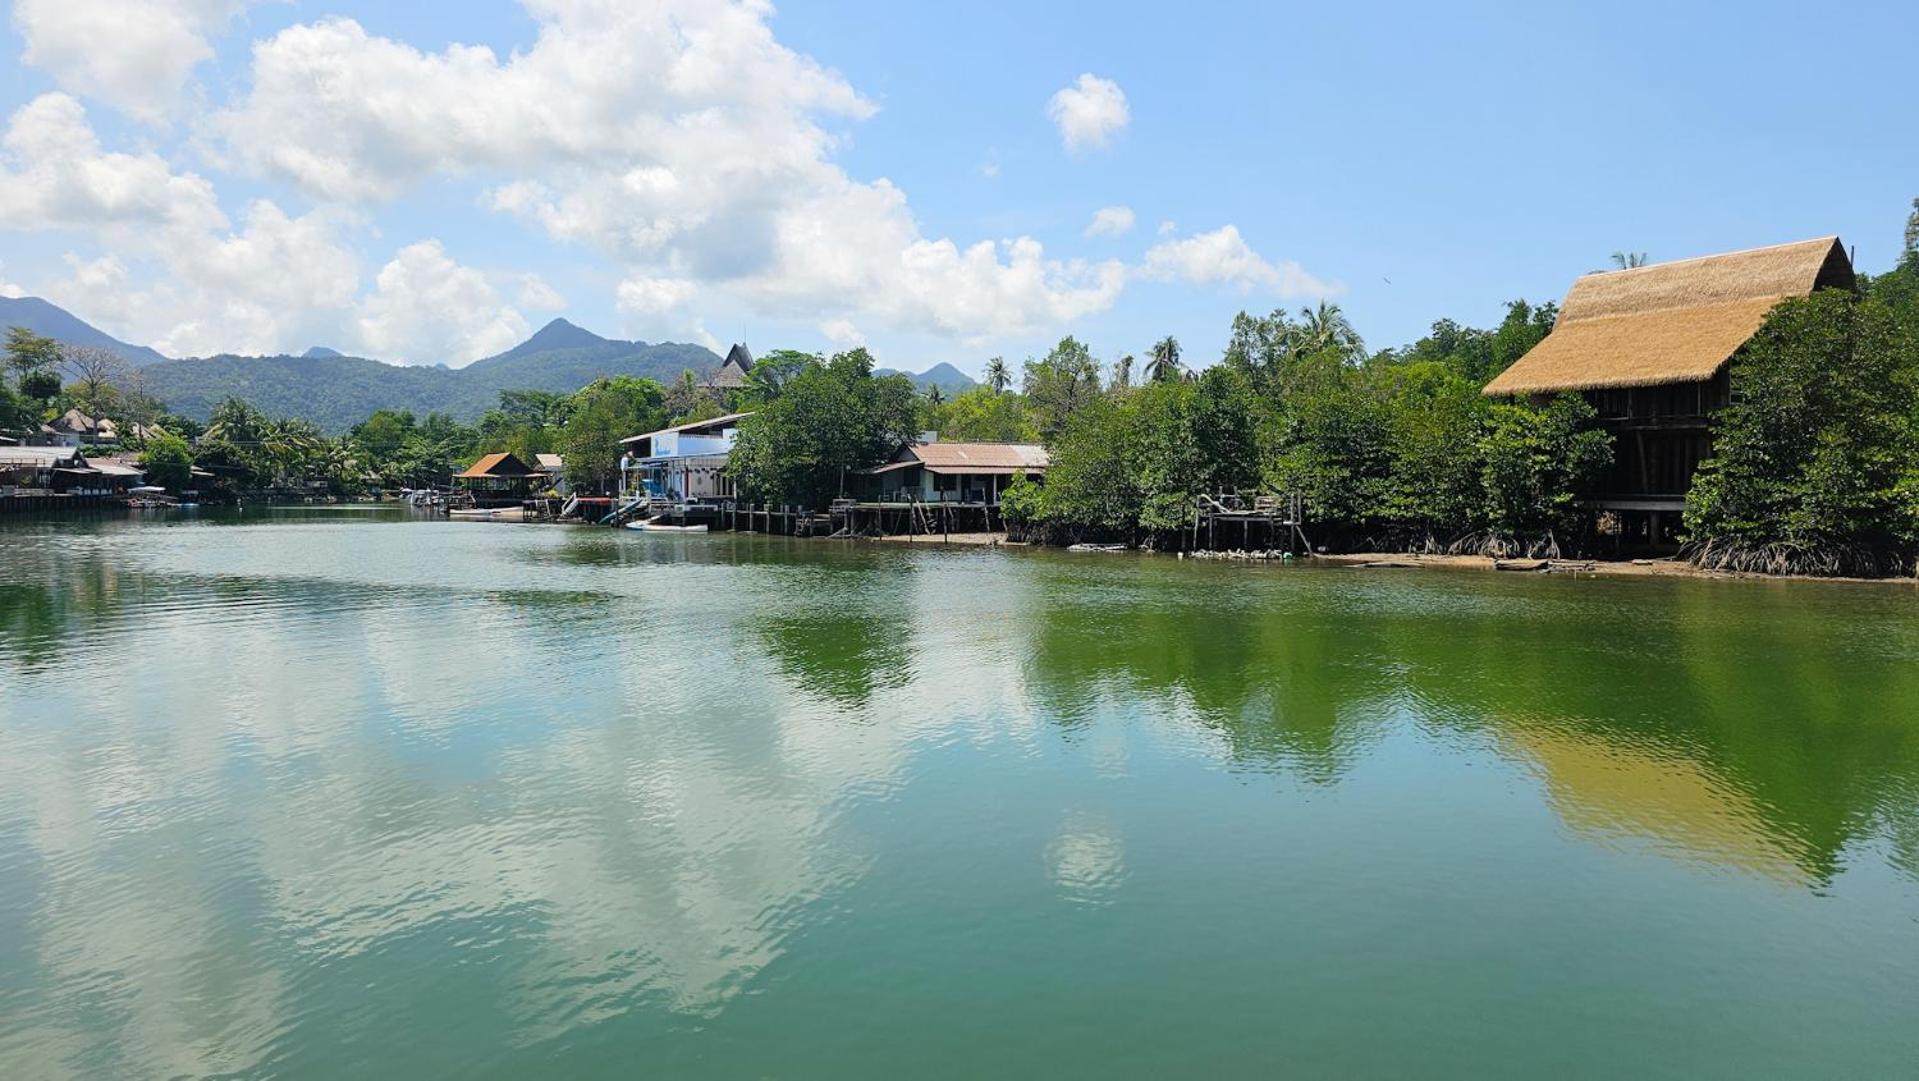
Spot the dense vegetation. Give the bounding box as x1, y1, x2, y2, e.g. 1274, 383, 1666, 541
10, 201, 1919, 576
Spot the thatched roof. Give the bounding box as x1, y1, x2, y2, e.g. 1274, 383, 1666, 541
1483, 236, 1854, 396
700, 343, 754, 389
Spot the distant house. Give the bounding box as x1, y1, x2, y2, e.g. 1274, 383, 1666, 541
864, 441, 1048, 505
535, 453, 567, 495
619, 412, 752, 503
40, 408, 118, 447
0, 445, 85, 491
1484, 236, 1856, 547
699, 343, 754, 391
454, 452, 546, 507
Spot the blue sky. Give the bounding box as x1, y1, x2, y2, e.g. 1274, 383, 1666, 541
0, 0, 1914, 375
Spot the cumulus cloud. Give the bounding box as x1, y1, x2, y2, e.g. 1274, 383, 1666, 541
615, 275, 698, 316
357, 240, 529, 366
215, 6, 1143, 342
1084, 206, 1135, 238
0, 262, 24, 297
11, 0, 252, 123
0, 93, 226, 237
819, 319, 863, 347
517, 273, 566, 311
1047, 74, 1129, 152
1140, 225, 1336, 297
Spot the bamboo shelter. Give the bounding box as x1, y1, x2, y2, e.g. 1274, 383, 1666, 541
1485, 236, 1856, 548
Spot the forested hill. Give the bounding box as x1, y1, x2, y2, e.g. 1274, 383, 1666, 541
0, 295, 170, 366
142, 322, 720, 431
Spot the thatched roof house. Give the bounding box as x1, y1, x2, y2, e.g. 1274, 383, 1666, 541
700, 343, 754, 390
1484, 237, 1855, 396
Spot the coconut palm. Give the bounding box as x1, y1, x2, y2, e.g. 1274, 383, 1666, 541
1611, 251, 1649, 270
1146, 336, 1182, 383
1112, 353, 1134, 389
1293, 301, 1363, 357
984, 356, 1010, 394
925, 384, 945, 406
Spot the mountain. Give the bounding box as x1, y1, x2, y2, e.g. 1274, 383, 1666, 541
473, 317, 608, 363
0, 295, 170, 367
302, 346, 344, 359
142, 334, 724, 432
877, 362, 977, 395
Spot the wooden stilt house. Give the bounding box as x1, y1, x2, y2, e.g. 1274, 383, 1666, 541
1483, 236, 1856, 547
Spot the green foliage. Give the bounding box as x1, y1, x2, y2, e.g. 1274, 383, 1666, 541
1476, 394, 1612, 549
728, 349, 921, 506
1022, 336, 1102, 441
937, 385, 1037, 443
743, 350, 819, 404
1685, 291, 1919, 575
5, 326, 61, 378
19, 369, 61, 403
139, 432, 195, 493
562, 376, 668, 493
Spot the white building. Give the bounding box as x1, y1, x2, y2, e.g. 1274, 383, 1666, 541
618, 412, 752, 503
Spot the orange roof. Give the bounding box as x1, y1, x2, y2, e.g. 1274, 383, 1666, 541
455, 452, 542, 479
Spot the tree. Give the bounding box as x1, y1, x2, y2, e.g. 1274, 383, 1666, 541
61, 346, 126, 412
1112, 354, 1134, 390
1684, 290, 1919, 575
20, 369, 61, 404
728, 349, 921, 506
1477, 394, 1611, 555
744, 349, 819, 403
664, 369, 710, 421
1295, 301, 1364, 359
1022, 336, 1102, 441
925, 384, 945, 406
562, 376, 668, 493
6, 327, 61, 382
938, 385, 1036, 442
1610, 251, 1649, 270
139, 431, 195, 493
1146, 336, 1182, 384
983, 357, 1011, 394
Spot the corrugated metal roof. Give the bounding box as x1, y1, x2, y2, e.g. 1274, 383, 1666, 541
455, 452, 543, 479
908, 442, 1049, 470
620, 412, 754, 445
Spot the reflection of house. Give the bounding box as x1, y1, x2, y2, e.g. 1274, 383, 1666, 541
619, 413, 751, 502
699, 343, 754, 392
454, 452, 545, 507
863, 441, 1048, 504
1484, 237, 1856, 547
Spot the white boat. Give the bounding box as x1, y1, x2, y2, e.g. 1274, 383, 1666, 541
449, 507, 526, 522
625, 521, 708, 533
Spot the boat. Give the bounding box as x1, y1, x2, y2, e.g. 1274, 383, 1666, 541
625, 520, 708, 533
1067, 543, 1129, 553
449, 507, 526, 522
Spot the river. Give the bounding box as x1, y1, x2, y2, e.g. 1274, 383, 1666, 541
1, 507, 1915, 1078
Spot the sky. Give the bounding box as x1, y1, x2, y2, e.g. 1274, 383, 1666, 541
0, 0, 1915, 375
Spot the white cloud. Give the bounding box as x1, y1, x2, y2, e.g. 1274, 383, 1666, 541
0, 93, 226, 237
1084, 206, 1135, 238
11, 0, 253, 123
357, 240, 529, 366
517, 273, 566, 311
1046, 73, 1129, 152
615, 275, 698, 316
1140, 225, 1337, 297
819, 319, 863, 347
215, 7, 1142, 343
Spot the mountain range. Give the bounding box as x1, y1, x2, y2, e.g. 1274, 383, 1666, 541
0, 295, 978, 432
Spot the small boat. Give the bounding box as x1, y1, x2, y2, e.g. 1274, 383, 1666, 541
449, 507, 526, 522
625, 521, 708, 533
1067, 543, 1128, 553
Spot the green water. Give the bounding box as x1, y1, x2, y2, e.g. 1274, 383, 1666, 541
1, 508, 1916, 1079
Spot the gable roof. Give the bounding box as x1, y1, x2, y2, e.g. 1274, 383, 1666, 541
700, 343, 754, 389
1483, 236, 1854, 396
535, 453, 564, 471
868, 442, 1050, 476
620, 411, 754, 446
455, 451, 542, 479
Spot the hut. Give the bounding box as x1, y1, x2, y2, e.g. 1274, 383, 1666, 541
700, 343, 754, 392
1484, 236, 1856, 547
863, 441, 1048, 505
454, 452, 545, 507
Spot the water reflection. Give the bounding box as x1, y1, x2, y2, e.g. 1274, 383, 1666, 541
2, 521, 1918, 1077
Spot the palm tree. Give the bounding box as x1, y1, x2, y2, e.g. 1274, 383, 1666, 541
983, 356, 1010, 394
925, 384, 945, 406
1146, 336, 1182, 383
1294, 301, 1363, 357
1112, 354, 1134, 389
1611, 251, 1649, 270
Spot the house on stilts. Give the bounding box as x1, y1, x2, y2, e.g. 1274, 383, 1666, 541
1483, 236, 1856, 549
